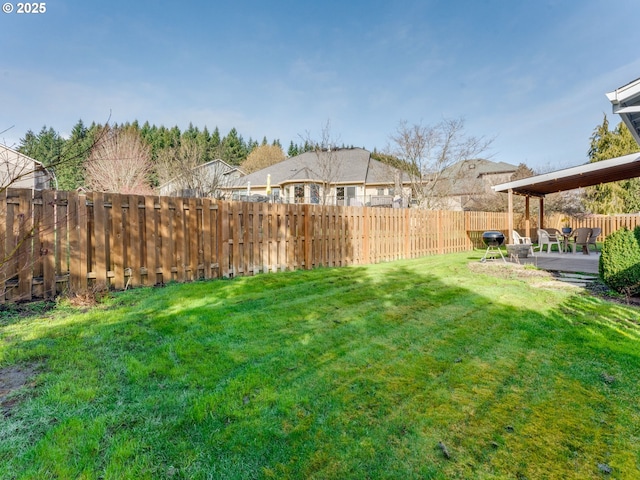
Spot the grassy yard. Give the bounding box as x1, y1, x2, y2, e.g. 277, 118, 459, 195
1, 252, 639, 479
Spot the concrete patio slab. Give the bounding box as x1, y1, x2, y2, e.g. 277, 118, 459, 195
509, 250, 600, 275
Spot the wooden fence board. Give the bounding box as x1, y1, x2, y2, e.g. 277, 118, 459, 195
93, 192, 108, 288
188, 197, 199, 281
128, 195, 142, 286
56, 191, 69, 282
16, 189, 33, 301
160, 196, 174, 283
111, 193, 125, 290
219, 201, 230, 278
201, 198, 213, 279
0, 189, 7, 302
41, 190, 56, 298
143, 196, 157, 285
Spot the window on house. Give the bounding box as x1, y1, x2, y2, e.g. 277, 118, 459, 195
294, 184, 304, 203
377, 188, 385, 196
346, 186, 356, 204
310, 184, 320, 204
336, 187, 345, 205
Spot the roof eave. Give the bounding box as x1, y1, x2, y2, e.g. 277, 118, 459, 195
492, 153, 640, 196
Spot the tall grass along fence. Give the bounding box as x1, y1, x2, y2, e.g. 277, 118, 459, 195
0, 188, 514, 302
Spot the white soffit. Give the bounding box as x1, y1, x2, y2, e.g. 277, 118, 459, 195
607, 77, 640, 146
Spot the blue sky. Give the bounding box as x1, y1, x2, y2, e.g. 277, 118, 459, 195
1, 0, 638, 171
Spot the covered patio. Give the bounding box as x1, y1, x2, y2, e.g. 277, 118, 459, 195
492, 77, 640, 242
490, 78, 640, 275
491, 151, 640, 241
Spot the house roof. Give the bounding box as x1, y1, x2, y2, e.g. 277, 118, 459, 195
606, 77, 640, 146
441, 158, 518, 180
0, 143, 55, 189
159, 158, 242, 190
492, 152, 640, 197
231, 148, 400, 187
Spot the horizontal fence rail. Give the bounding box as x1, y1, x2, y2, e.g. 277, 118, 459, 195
4, 188, 635, 302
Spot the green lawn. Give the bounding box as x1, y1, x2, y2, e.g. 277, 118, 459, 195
1, 252, 639, 479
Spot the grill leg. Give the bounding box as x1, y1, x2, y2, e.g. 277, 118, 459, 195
480, 246, 506, 263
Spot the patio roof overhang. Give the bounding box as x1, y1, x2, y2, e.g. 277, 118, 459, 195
492, 152, 640, 197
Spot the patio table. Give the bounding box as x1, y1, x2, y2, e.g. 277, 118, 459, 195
559, 231, 572, 253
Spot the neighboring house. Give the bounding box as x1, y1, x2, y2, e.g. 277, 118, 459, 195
159, 159, 244, 198
0, 144, 55, 190
223, 148, 412, 207
432, 159, 519, 211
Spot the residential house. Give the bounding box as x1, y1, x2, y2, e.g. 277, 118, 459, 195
159, 159, 244, 198
0, 144, 55, 190
223, 148, 412, 207
431, 159, 519, 211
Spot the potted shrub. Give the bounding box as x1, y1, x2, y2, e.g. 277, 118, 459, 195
561, 217, 572, 234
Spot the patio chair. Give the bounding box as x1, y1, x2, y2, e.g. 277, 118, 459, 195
570, 227, 592, 254
587, 227, 601, 252
512, 230, 534, 256
536, 229, 562, 253
545, 227, 571, 252
512, 230, 530, 243
544, 228, 562, 240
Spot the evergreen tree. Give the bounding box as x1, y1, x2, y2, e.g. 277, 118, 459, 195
210, 127, 222, 159
287, 141, 299, 157
221, 128, 247, 166
184, 122, 199, 141
19, 126, 64, 166
584, 115, 640, 213
198, 126, 212, 163
56, 120, 95, 190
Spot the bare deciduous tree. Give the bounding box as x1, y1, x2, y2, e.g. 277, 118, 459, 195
302, 120, 343, 205
390, 118, 493, 209
85, 127, 153, 194
156, 137, 232, 198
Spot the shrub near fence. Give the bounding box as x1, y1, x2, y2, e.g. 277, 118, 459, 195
1, 189, 512, 302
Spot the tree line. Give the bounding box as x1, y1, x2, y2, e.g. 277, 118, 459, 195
16, 120, 330, 192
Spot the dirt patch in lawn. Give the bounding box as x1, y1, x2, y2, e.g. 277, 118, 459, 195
467, 261, 584, 289
0, 364, 38, 417
468, 261, 640, 306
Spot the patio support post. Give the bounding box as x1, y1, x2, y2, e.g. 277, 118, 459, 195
525, 196, 530, 239
507, 188, 514, 243
539, 197, 545, 229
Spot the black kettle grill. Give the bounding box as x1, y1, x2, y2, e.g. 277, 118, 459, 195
480, 231, 506, 262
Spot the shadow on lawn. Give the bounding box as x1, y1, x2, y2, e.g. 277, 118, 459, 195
3, 257, 640, 479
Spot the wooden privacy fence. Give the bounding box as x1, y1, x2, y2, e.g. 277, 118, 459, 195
545, 212, 640, 238
1, 188, 512, 302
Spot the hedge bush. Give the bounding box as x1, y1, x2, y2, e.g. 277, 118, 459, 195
599, 226, 640, 295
